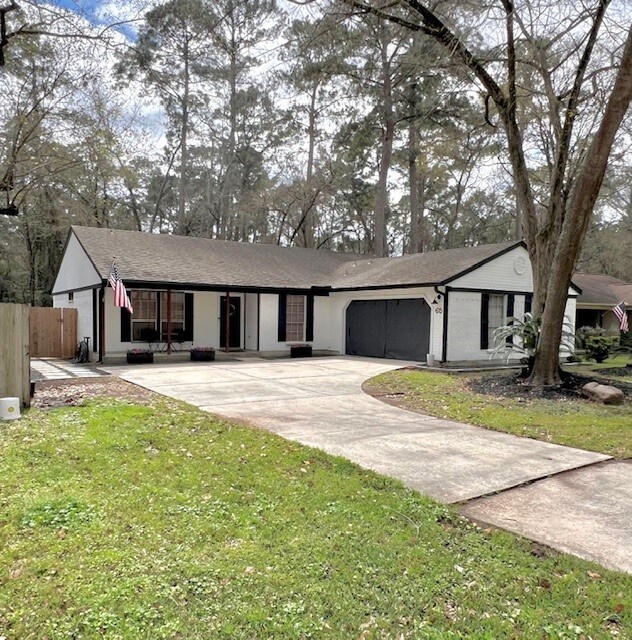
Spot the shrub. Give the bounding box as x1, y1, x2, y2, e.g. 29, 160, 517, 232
584, 335, 617, 363
618, 331, 632, 352
575, 325, 605, 349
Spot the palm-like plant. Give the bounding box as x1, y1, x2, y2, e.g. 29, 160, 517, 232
491, 313, 575, 372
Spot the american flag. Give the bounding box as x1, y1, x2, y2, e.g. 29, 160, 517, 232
612, 301, 629, 332
108, 260, 134, 314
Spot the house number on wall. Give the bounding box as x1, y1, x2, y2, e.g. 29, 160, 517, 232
435, 307, 443, 314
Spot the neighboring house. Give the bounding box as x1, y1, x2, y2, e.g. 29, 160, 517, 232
573, 272, 632, 333
52, 226, 580, 364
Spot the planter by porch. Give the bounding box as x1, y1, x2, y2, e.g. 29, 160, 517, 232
190, 348, 215, 362
290, 344, 312, 358
127, 350, 154, 364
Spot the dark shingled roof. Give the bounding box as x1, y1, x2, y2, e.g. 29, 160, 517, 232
573, 273, 630, 305
329, 241, 522, 289
71, 226, 523, 291
72, 226, 357, 290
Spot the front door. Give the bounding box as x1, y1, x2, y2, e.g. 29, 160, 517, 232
220, 296, 241, 349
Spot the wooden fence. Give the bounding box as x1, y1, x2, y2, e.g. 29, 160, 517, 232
30, 307, 78, 358
0, 303, 30, 408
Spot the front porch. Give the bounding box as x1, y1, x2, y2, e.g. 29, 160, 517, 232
101, 348, 339, 366
100, 288, 324, 363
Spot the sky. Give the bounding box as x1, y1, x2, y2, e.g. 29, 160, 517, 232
41, 0, 150, 39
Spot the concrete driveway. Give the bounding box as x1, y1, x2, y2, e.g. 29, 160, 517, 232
105, 356, 631, 573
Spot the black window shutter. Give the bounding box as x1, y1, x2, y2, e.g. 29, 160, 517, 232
525, 293, 533, 315
306, 295, 314, 342
506, 294, 515, 345
120, 308, 131, 342
184, 293, 194, 341
278, 293, 287, 342
480, 292, 490, 349
506, 294, 515, 318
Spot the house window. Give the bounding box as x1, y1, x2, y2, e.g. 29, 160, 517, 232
68, 292, 74, 302
481, 292, 509, 349
128, 290, 187, 342
488, 294, 505, 346
286, 295, 306, 342
131, 291, 158, 341
160, 291, 185, 340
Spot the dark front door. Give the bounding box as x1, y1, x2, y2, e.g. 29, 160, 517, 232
220, 296, 241, 349
345, 298, 430, 361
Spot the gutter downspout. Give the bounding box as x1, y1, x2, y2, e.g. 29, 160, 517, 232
98, 283, 105, 364
256, 293, 260, 352
434, 285, 449, 364
166, 289, 172, 355
225, 291, 230, 353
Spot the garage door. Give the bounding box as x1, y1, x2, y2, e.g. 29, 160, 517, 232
345, 298, 430, 361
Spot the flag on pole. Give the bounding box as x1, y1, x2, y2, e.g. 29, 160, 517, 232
612, 301, 629, 332
108, 260, 134, 314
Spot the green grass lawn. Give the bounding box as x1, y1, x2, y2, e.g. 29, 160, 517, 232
366, 360, 632, 459
572, 353, 632, 383
0, 398, 631, 638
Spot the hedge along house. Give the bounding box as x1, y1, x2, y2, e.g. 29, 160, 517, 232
52, 226, 580, 364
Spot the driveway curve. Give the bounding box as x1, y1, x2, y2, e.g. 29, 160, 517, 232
106, 356, 632, 573
107, 356, 607, 503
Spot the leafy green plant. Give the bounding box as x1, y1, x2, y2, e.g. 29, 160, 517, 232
576, 325, 605, 349
618, 330, 632, 352
584, 335, 617, 363
491, 313, 575, 372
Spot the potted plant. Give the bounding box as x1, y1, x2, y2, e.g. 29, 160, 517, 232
126, 348, 154, 364
290, 344, 312, 358
190, 346, 215, 362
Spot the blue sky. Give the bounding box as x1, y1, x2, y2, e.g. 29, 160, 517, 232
43, 0, 141, 39
46, 0, 102, 19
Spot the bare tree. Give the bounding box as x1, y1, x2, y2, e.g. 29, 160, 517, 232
345, 0, 632, 386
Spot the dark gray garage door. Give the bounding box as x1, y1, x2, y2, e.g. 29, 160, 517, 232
345, 298, 430, 361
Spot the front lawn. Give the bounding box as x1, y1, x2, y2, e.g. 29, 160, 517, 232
572, 353, 632, 383
0, 396, 630, 638
366, 365, 631, 458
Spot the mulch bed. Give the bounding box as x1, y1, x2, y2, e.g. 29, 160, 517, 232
467, 370, 632, 401
598, 365, 632, 377
32, 377, 159, 410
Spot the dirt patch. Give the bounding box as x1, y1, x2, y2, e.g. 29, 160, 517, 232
32, 377, 159, 409
467, 370, 632, 402
362, 383, 427, 413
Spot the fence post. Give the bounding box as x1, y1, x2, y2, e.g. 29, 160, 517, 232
0, 303, 30, 408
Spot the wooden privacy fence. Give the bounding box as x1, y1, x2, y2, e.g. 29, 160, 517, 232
0, 303, 30, 408
30, 307, 78, 358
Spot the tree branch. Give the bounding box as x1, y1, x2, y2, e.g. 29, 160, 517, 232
547, 1, 610, 217
0, 0, 18, 66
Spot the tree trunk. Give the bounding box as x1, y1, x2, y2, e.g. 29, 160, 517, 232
298, 81, 318, 248
178, 38, 190, 236
407, 81, 422, 254
220, 13, 238, 240
374, 27, 395, 258
529, 23, 632, 386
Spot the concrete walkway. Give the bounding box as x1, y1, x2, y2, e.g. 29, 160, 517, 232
31, 358, 110, 381
104, 356, 629, 573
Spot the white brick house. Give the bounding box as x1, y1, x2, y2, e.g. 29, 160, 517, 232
52, 226, 580, 363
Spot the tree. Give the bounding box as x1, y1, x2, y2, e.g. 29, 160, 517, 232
345, 0, 632, 386
119, 0, 215, 234
280, 15, 351, 247
196, 0, 279, 241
